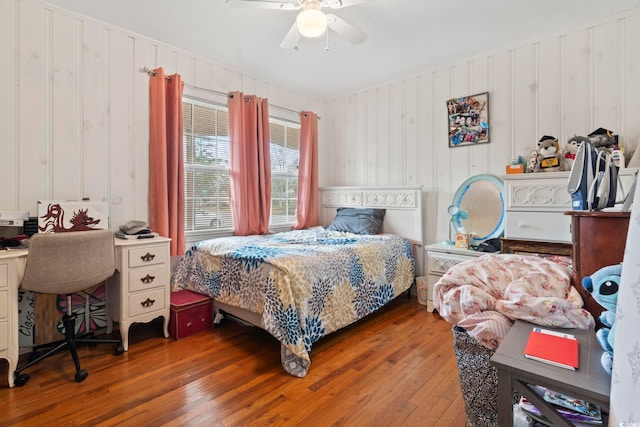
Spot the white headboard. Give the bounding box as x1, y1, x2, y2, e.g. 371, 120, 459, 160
319, 186, 424, 246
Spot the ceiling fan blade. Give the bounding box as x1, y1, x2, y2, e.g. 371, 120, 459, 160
225, 0, 301, 10
326, 14, 367, 44
280, 23, 299, 49
323, 0, 373, 9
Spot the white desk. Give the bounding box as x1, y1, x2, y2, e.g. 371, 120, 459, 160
0, 249, 27, 388
0, 237, 171, 388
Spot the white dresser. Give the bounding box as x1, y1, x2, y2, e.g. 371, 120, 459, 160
424, 243, 484, 312
502, 169, 637, 243
106, 237, 171, 350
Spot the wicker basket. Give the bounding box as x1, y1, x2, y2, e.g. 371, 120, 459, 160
452, 325, 499, 427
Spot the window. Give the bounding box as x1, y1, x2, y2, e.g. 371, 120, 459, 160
182, 99, 231, 233
182, 97, 300, 234
270, 119, 300, 226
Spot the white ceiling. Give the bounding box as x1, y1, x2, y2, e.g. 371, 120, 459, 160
42, 0, 640, 100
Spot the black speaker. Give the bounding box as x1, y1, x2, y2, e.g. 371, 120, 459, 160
23, 217, 38, 236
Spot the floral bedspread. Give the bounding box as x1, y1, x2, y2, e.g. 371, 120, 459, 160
433, 254, 595, 350
171, 226, 415, 377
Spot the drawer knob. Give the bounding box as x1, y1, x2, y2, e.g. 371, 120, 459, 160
518, 221, 528, 229
140, 298, 155, 308
141, 252, 156, 262
140, 274, 155, 284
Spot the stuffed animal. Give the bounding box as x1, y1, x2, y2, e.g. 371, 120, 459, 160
588, 127, 618, 154
526, 150, 538, 173
582, 263, 622, 374
534, 136, 567, 172
563, 137, 581, 170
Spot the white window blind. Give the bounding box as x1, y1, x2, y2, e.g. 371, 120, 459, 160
270, 119, 300, 226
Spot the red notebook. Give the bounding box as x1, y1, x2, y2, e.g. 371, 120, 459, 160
523, 328, 579, 370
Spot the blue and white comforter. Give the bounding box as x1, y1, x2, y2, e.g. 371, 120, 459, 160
171, 226, 415, 377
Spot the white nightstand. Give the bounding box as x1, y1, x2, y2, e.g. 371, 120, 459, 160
106, 237, 171, 350
424, 242, 484, 312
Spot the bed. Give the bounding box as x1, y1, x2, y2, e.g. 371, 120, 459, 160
171, 186, 423, 377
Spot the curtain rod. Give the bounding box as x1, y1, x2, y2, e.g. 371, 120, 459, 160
141, 67, 320, 119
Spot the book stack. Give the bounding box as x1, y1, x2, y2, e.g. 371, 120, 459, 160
516, 384, 603, 426
115, 220, 157, 240
115, 231, 160, 240
523, 327, 579, 370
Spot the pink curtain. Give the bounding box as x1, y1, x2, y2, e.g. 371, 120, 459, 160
149, 67, 185, 256
294, 111, 319, 229
228, 91, 272, 236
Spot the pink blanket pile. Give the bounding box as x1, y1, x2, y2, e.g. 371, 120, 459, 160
434, 253, 595, 349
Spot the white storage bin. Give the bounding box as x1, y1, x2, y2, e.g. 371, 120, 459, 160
415, 276, 428, 305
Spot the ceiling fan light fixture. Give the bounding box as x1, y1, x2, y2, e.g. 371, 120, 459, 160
296, 8, 328, 38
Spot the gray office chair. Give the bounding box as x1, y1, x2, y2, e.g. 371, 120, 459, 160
14, 230, 124, 386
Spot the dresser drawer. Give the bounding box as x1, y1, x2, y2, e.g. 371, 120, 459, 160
0, 263, 7, 288
426, 251, 473, 275
0, 290, 7, 319
505, 173, 571, 212
505, 211, 571, 242
0, 321, 7, 351
127, 244, 169, 268
128, 265, 169, 293
129, 288, 166, 317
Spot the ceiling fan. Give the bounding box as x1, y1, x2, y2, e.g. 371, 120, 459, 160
225, 0, 369, 49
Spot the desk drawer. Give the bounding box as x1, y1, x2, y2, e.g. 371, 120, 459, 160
426, 252, 470, 275
129, 288, 166, 317
0, 290, 7, 319
505, 211, 571, 242
127, 244, 169, 268
128, 265, 169, 293
0, 321, 7, 351
0, 264, 7, 288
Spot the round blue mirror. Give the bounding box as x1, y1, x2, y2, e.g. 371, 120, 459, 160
450, 174, 505, 245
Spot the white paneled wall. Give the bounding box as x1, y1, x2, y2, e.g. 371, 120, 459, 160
2, 0, 640, 249
0, 0, 324, 231
323, 10, 640, 245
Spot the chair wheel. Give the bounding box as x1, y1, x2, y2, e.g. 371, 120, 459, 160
115, 344, 125, 355
75, 369, 88, 382
14, 373, 30, 387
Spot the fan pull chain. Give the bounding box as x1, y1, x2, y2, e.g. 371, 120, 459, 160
325, 29, 330, 51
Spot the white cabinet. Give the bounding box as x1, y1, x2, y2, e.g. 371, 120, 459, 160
106, 237, 171, 350
502, 169, 637, 243
424, 243, 484, 313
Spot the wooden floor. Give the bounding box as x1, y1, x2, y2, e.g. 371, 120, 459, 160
0, 297, 467, 426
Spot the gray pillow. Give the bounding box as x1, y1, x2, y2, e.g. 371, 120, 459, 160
327, 208, 386, 235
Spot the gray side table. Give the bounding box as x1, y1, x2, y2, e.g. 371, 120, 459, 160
490, 320, 610, 426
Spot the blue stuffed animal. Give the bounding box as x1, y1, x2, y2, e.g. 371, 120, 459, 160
582, 263, 622, 374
